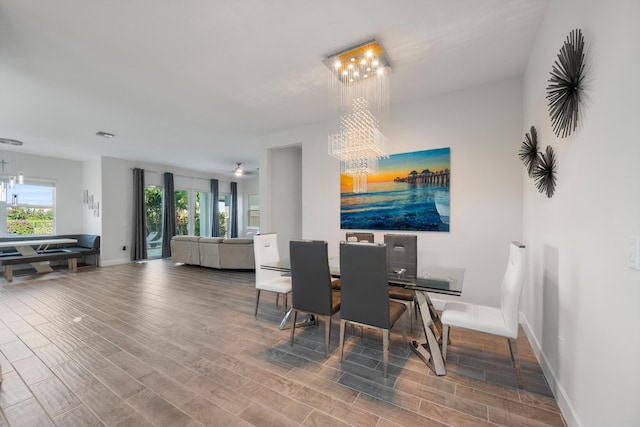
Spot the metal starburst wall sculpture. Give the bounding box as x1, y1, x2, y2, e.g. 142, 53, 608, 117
518, 126, 539, 177
546, 29, 585, 138
533, 145, 557, 198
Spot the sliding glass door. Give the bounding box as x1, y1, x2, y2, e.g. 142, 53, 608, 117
175, 190, 189, 235
194, 191, 212, 237
145, 186, 163, 258
218, 194, 230, 238
144, 188, 227, 258
173, 190, 214, 237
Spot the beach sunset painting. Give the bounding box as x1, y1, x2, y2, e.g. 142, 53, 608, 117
341, 147, 451, 232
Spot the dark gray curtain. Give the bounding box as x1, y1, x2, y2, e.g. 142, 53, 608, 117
162, 172, 176, 258
211, 179, 220, 237
131, 168, 147, 261
230, 181, 238, 238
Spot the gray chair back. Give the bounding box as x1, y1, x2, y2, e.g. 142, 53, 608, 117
339, 242, 390, 329
384, 234, 417, 277
345, 232, 374, 243
290, 240, 333, 316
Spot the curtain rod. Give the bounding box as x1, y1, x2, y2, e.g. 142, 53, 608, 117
130, 168, 238, 183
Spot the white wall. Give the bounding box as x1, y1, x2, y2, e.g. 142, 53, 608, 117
100, 156, 248, 266
100, 156, 132, 265
82, 158, 102, 236
261, 77, 524, 307
259, 145, 302, 258
243, 177, 259, 236
522, 1, 640, 426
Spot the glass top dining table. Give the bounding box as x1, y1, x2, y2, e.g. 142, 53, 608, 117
260, 257, 464, 296
261, 257, 465, 376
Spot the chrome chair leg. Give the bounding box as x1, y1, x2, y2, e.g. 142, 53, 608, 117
442, 324, 450, 360
289, 310, 298, 345
254, 290, 261, 317
407, 302, 413, 337
324, 315, 331, 358
508, 338, 524, 388
401, 311, 407, 348
383, 329, 390, 378
339, 320, 346, 362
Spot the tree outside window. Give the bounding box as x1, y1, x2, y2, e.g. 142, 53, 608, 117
145, 187, 162, 235
175, 190, 189, 235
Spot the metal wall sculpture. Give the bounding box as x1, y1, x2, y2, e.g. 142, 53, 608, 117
519, 126, 558, 198
546, 28, 585, 138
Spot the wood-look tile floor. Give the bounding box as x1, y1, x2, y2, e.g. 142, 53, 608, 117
0, 261, 566, 426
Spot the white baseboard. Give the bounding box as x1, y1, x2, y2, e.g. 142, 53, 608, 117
100, 258, 132, 267
519, 313, 583, 427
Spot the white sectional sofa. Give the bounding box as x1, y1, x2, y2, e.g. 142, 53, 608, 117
170, 236, 255, 270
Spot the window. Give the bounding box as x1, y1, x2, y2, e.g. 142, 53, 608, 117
194, 191, 212, 237
143, 187, 229, 254
1, 182, 55, 236
145, 186, 163, 258
219, 194, 230, 238
173, 190, 213, 237
248, 194, 260, 228
174, 190, 189, 235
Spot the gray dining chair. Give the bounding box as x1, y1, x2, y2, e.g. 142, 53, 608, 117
441, 241, 527, 388
345, 232, 375, 243
384, 234, 418, 334
289, 240, 341, 357
339, 242, 407, 377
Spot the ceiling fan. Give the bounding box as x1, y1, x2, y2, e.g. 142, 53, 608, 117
233, 163, 255, 176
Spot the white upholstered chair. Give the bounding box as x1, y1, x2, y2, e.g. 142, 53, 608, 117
253, 233, 292, 317
441, 241, 526, 388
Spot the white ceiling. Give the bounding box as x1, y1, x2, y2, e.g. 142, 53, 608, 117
0, 0, 548, 177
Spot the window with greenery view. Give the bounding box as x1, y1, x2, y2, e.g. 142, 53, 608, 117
248, 194, 259, 228
175, 190, 189, 235
219, 194, 230, 238
143, 187, 228, 250
145, 186, 163, 257
194, 191, 212, 237
2, 183, 55, 236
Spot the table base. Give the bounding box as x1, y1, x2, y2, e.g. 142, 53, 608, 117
17, 245, 54, 273
279, 306, 316, 330
413, 290, 446, 376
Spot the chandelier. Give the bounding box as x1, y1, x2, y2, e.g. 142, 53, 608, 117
0, 138, 25, 203
326, 40, 391, 193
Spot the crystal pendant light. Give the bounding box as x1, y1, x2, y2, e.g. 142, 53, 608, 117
0, 138, 25, 200
326, 40, 391, 193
